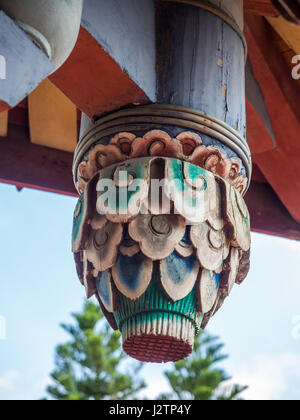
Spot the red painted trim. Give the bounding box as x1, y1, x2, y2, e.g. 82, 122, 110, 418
245, 181, 300, 241
0, 178, 78, 198
244, 0, 278, 16
246, 98, 275, 156
0, 124, 77, 197
245, 16, 300, 223
0, 100, 9, 112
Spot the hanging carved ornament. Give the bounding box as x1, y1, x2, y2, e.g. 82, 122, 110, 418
72, 156, 251, 363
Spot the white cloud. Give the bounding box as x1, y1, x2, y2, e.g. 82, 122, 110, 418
0, 370, 21, 391
229, 353, 300, 400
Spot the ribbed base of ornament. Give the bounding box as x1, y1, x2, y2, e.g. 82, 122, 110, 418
114, 275, 203, 363
122, 313, 195, 363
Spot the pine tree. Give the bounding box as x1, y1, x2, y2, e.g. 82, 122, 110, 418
158, 331, 248, 401
45, 301, 146, 400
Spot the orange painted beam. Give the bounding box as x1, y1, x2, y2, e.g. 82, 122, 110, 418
244, 0, 278, 16
0, 111, 8, 137
245, 15, 300, 222
245, 180, 300, 241
246, 98, 275, 155
50, 27, 150, 118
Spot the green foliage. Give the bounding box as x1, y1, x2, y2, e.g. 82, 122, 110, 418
46, 301, 247, 401
158, 331, 248, 401
46, 301, 146, 400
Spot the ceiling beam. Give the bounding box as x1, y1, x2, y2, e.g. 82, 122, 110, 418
245, 15, 300, 223
244, 0, 278, 16
0, 124, 77, 197
245, 181, 300, 241
50, 27, 151, 118
50, 0, 156, 118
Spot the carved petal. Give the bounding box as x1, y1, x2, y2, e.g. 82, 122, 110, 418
236, 249, 250, 285
119, 225, 140, 257
175, 226, 194, 257
74, 252, 84, 285
112, 252, 153, 300
131, 130, 181, 159
88, 143, 125, 172
230, 174, 247, 195
164, 159, 211, 224
83, 251, 97, 299
72, 175, 98, 253
90, 213, 107, 230
86, 222, 123, 276
128, 214, 186, 260
221, 247, 240, 297
219, 178, 251, 251
176, 131, 202, 156
190, 222, 228, 271
110, 132, 137, 156
197, 269, 220, 314
207, 179, 224, 231
96, 158, 150, 223
200, 291, 226, 330
95, 293, 118, 331
159, 252, 200, 302
96, 270, 115, 313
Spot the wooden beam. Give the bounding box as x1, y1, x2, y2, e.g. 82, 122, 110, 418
28, 79, 77, 153
246, 99, 275, 155
0, 124, 77, 197
245, 15, 300, 222
245, 181, 300, 241
0, 111, 8, 137
244, 0, 278, 16
266, 15, 300, 53
50, 27, 151, 118
245, 59, 276, 155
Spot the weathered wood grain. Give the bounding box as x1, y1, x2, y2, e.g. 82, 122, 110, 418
156, 2, 246, 136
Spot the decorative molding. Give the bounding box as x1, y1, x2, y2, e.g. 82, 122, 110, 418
75, 129, 249, 196
73, 106, 251, 191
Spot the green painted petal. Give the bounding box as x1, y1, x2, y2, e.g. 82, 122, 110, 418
197, 269, 220, 314
164, 159, 211, 224
96, 158, 151, 223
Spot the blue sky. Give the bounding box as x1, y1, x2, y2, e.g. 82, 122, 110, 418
0, 183, 299, 400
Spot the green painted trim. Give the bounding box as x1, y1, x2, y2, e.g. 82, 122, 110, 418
114, 274, 203, 336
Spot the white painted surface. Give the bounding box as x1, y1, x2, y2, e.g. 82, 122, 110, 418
0, 0, 83, 71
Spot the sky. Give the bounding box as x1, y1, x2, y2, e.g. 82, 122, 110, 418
0, 182, 299, 400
